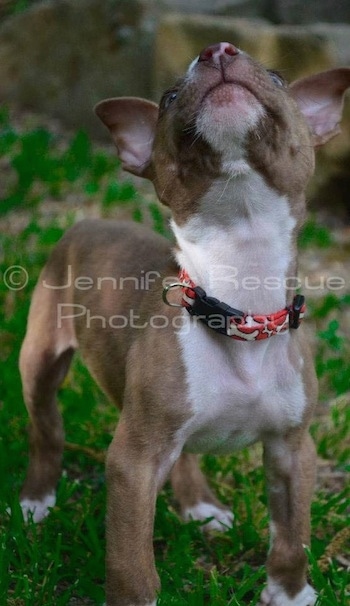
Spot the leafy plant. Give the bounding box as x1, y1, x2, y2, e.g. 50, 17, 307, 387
316, 319, 350, 397
0, 0, 37, 18
299, 217, 333, 249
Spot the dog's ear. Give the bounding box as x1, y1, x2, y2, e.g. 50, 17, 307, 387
290, 68, 350, 147
94, 97, 159, 178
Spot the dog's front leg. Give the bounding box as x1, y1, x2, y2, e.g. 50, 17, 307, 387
105, 418, 165, 606
261, 431, 317, 606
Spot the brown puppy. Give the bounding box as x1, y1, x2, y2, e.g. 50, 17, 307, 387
19, 43, 350, 605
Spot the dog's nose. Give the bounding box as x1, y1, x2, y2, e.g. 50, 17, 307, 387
198, 42, 239, 64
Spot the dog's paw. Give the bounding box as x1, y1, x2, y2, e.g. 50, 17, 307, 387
20, 493, 56, 523
259, 581, 317, 606
184, 501, 234, 531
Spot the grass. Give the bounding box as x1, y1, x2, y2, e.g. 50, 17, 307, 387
0, 109, 349, 605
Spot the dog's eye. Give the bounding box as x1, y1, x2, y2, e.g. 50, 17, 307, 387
159, 89, 178, 114
268, 71, 285, 88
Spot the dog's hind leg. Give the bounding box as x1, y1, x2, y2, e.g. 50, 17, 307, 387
19, 276, 76, 522
170, 452, 233, 531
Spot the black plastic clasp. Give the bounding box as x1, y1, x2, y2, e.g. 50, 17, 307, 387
186, 286, 245, 335
289, 294, 305, 329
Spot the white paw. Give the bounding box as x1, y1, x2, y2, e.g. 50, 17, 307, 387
260, 580, 317, 606
104, 602, 156, 606
184, 501, 234, 531
20, 493, 56, 522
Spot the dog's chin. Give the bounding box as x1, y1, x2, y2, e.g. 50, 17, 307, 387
196, 83, 265, 142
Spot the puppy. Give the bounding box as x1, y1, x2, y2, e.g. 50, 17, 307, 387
19, 42, 350, 605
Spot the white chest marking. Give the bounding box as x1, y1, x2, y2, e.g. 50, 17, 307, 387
178, 320, 305, 454
172, 172, 296, 314
172, 171, 306, 454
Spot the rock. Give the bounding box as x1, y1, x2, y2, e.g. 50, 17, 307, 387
0, 0, 153, 136
156, 0, 268, 18
308, 23, 350, 66
154, 0, 350, 24
270, 0, 350, 25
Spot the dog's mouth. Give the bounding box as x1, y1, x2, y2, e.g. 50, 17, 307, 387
201, 80, 262, 111
194, 79, 265, 139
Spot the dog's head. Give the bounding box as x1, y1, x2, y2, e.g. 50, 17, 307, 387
95, 43, 350, 222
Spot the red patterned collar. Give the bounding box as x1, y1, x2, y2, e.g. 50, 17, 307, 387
174, 269, 306, 342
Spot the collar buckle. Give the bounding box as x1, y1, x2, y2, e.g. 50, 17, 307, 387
189, 286, 245, 328
289, 294, 306, 329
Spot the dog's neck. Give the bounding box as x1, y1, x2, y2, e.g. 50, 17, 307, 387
172, 168, 298, 315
